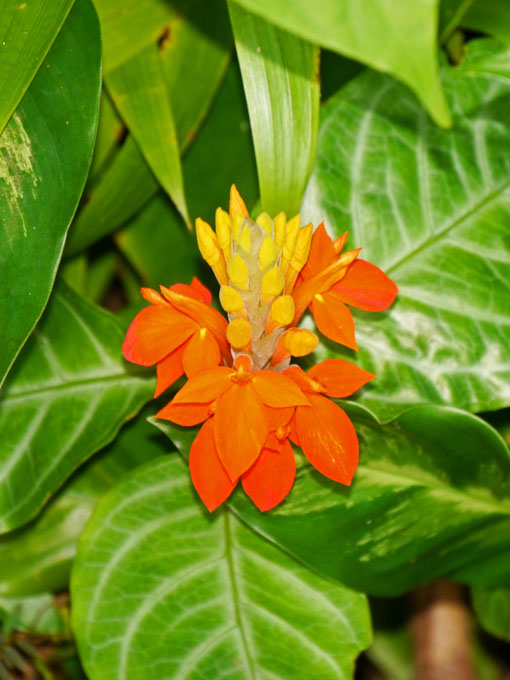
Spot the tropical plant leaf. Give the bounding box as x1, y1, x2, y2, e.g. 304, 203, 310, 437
0, 593, 68, 636
461, 0, 510, 44
472, 586, 510, 641
0, 0, 74, 134
0, 410, 164, 596
232, 0, 450, 127
302, 41, 510, 420
72, 455, 371, 680
156, 404, 510, 596
0, 281, 154, 534
228, 2, 320, 216
0, 0, 101, 386
88, 90, 123, 183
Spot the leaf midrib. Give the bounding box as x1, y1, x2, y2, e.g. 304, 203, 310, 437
1, 371, 149, 404
386, 180, 510, 275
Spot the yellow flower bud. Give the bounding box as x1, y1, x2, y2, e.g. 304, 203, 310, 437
261, 266, 284, 300
229, 184, 249, 220
290, 223, 313, 271
270, 295, 295, 326
258, 235, 277, 270
273, 212, 286, 250
282, 328, 318, 356
232, 213, 244, 241
281, 214, 300, 271
236, 225, 252, 254
227, 318, 252, 349
195, 217, 227, 285
227, 255, 249, 290
215, 208, 232, 260
256, 212, 273, 235
219, 285, 245, 314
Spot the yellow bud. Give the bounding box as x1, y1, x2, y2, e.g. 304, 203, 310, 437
196, 218, 220, 266
227, 318, 252, 349
273, 212, 286, 250
256, 212, 273, 235
227, 255, 249, 290
281, 214, 301, 271
270, 295, 295, 326
258, 235, 277, 270
229, 184, 249, 220
232, 213, 244, 240
215, 208, 232, 259
219, 285, 245, 314
261, 266, 284, 300
282, 328, 318, 357
290, 223, 313, 271
236, 225, 252, 254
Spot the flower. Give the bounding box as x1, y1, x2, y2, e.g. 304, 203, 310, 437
123, 185, 398, 512
122, 278, 229, 396
294, 223, 398, 350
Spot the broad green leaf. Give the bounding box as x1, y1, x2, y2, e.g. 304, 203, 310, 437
183, 62, 258, 225
106, 44, 189, 224
72, 456, 371, 680
457, 37, 510, 79
157, 405, 510, 596
233, 0, 451, 127
0, 0, 74, 134
438, 0, 474, 43
88, 90, 123, 183
0, 282, 154, 534
66, 136, 158, 256
229, 2, 320, 216
0, 411, 164, 597
302, 42, 510, 420
472, 587, 510, 641
461, 0, 510, 44
115, 194, 201, 288
0, 0, 101, 387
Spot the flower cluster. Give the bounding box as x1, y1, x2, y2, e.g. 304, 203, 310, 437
123, 186, 397, 511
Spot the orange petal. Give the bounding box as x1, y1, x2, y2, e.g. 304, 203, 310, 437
214, 383, 267, 481
241, 439, 296, 511
141, 287, 167, 305
283, 365, 314, 393
191, 277, 213, 305
182, 328, 221, 378
300, 223, 336, 280
288, 412, 300, 447
160, 288, 230, 359
172, 367, 234, 404
229, 184, 249, 219
190, 419, 236, 512
156, 400, 212, 426
265, 405, 295, 431
311, 290, 357, 351
169, 283, 204, 302
333, 259, 398, 311
122, 305, 197, 366
295, 394, 358, 485
307, 359, 375, 398
155, 343, 186, 397
292, 248, 361, 322
251, 370, 310, 407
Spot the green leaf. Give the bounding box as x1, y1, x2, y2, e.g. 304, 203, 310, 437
438, 0, 474, 43
0, 0, 101, 386
232, 0, 451, 127
457, 37, 510, 79
66, 136, 158, 256
461, 0, 510, 44
0, 281, 154, 534
302, 42, 510, 420
72, 456, 371, 680
0, 410, 165, 597
106, 43, 189, 224
115, 194, 202, 288
228, 2, 320, 216
157, 405, 510, 596
0, 0, 74, 134
472, 587, 510, 641
0, 593, 68, 636
88, 90, 123, 183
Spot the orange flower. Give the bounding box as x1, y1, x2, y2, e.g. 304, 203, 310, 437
292, 224, 398, 350
157, 354, 308, 484
122, 278, 229, 396
122, 185, 397, 513
284, 359, 375, 484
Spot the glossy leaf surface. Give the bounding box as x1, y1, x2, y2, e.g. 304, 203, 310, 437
303, 42, 510, 420
229, 2, 319, 216
0, 0, 74, 133
472, 587, 510, 641
0, 0, 101, 386
233, 0, 450, 127
158, 405, 510, 596
0, 282, 154, 533
0, 412, 163, 596
72, 456, 371, 679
